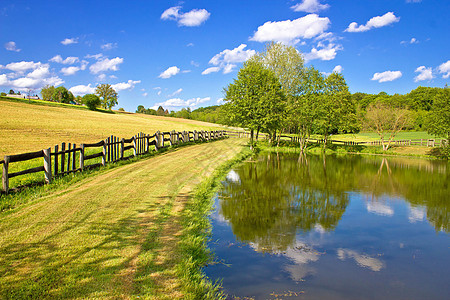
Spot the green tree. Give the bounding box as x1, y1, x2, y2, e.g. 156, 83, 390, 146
95, 84, 118, 110
52, 86, 71, 103
156, 106, 166, 116
426, 88, 450, 158
41, 85, 55, 101
224, 60, 285, 149
136, 105, 146, 113
364, 102, 411, 151
82, 94, 101, 110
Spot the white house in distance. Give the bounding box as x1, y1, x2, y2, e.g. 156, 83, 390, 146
5, 94, 40, 100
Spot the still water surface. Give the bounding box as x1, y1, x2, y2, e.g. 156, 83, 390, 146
205, 153, 449, 300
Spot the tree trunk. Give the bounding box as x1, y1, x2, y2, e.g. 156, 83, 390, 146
250, 129, 254, 151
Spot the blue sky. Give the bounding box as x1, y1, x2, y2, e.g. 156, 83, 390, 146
1, 0, 449, 112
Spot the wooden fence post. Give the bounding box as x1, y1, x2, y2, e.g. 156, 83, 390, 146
43, 148, 52, 184
102, 140, 107, 166
54, 144, 59, 176
72, 144, 76, 171
80, 144, 85, 171
2, 156, 9, 194
61, 142, 66, 174
121, 139, 125, 159
67, 143, 71, 172
133, 136, 137, 156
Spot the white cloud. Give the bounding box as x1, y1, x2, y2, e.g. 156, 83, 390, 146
111, 80, 141, 92
97, 74, 107, 81
202, 67, 221, 75
89, 57, 124, 74
27, 65, 50, 79
204, 44, 256, 75
151, 96, 211, 110
210, 44, 256, 66
5, 41, 21, 52
401, 37, 419, 45
371, 70, 402, 83
304, 43, 342, 61
0, 74, 8, 85
61, 37, 78, 45
406, 0, 422, 3
4, 61, 43, 72
366, 201, 394, 216
101, 43, 117, 51
85, 53, 104, 60
168, 88, 183, 97
333, 65, 343, 73
69, 84, 96, 96
438, 60, 450, 78
161, 6, 210, 27
60, 66, 79, 76
337, 249, 384, 272
408, 205, 425, 223
216, 97, 225, 105
50, 55, 79, 65
414, 66, 434, 82
345, 12, 400, 33
226, 170, 240, 183
158, 66, 180, 79
250, 14, 330, 44
142, 92, 148, 97
291, 0, 329, 13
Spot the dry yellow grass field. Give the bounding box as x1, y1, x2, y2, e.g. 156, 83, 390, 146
0, 99, 225, 157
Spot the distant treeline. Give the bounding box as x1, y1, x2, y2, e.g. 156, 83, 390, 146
136, 105, 224, 124
136, 85, 446, 130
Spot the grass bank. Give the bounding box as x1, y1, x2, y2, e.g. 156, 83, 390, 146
0, 138, 246, 299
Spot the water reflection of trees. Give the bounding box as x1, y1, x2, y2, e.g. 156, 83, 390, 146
218, 153, 449, 252
218, 153, 350, 252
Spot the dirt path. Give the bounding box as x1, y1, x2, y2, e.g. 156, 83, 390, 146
0, 139, 245, 299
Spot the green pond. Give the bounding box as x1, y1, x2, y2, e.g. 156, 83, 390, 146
205, 153, 449, 300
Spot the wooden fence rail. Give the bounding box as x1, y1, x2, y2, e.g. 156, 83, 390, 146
2, 130, 226, 194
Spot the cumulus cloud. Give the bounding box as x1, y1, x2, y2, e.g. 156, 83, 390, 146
61, 66, 81, 76
438, 60, 450, 78
345, 12, 400, 33
89, 57, 123, 74
161, 6, 210, 27
151, 96, 211, 110
111, 80, 141, 92
414, 66, 434, 82
69, 84, 96, 96
101, 43, 117, 51
50, 55, 80, 65
203, 44, 256, 75
5, 41, 21, 52
366, 201, 394, 216
0, 61, 64, 91
250, 14, 330, 45
3, 61, 43, 73
304, 42, 342, 61
337, 249, 385, 272
159, 66, 180, 79
291, 0, 329, 13
142, 92, 148, 97
61, 37, 78, 45
333, 65, 343, 73
371, 70, 402, 83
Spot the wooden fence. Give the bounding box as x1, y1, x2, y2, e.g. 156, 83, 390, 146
225, 131, 447, 147
1, 130, 226, 194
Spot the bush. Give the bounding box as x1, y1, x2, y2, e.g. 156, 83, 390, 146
82, 94, 101, 110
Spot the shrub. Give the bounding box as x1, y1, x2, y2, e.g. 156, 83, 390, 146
82, 94, 101, 110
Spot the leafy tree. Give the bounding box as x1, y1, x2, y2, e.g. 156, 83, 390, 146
9, 89, 15, 95
41, 85, 55, 101
136, 105, 146, 113
82, 94, 101, 110
0, 92, 6, 96
364, 102, 411, 151
52, 86, 71, 103
156, 106, 166, 116
223, 60, 285, 149
95, 84, 118, 110
426, 88, 449, 158
118, 107, 125, 112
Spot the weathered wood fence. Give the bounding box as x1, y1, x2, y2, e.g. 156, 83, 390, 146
225, 131, 447, 148
1, 130, 226, 194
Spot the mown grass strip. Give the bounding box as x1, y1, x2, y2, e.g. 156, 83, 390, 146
0, 138, 246, 299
